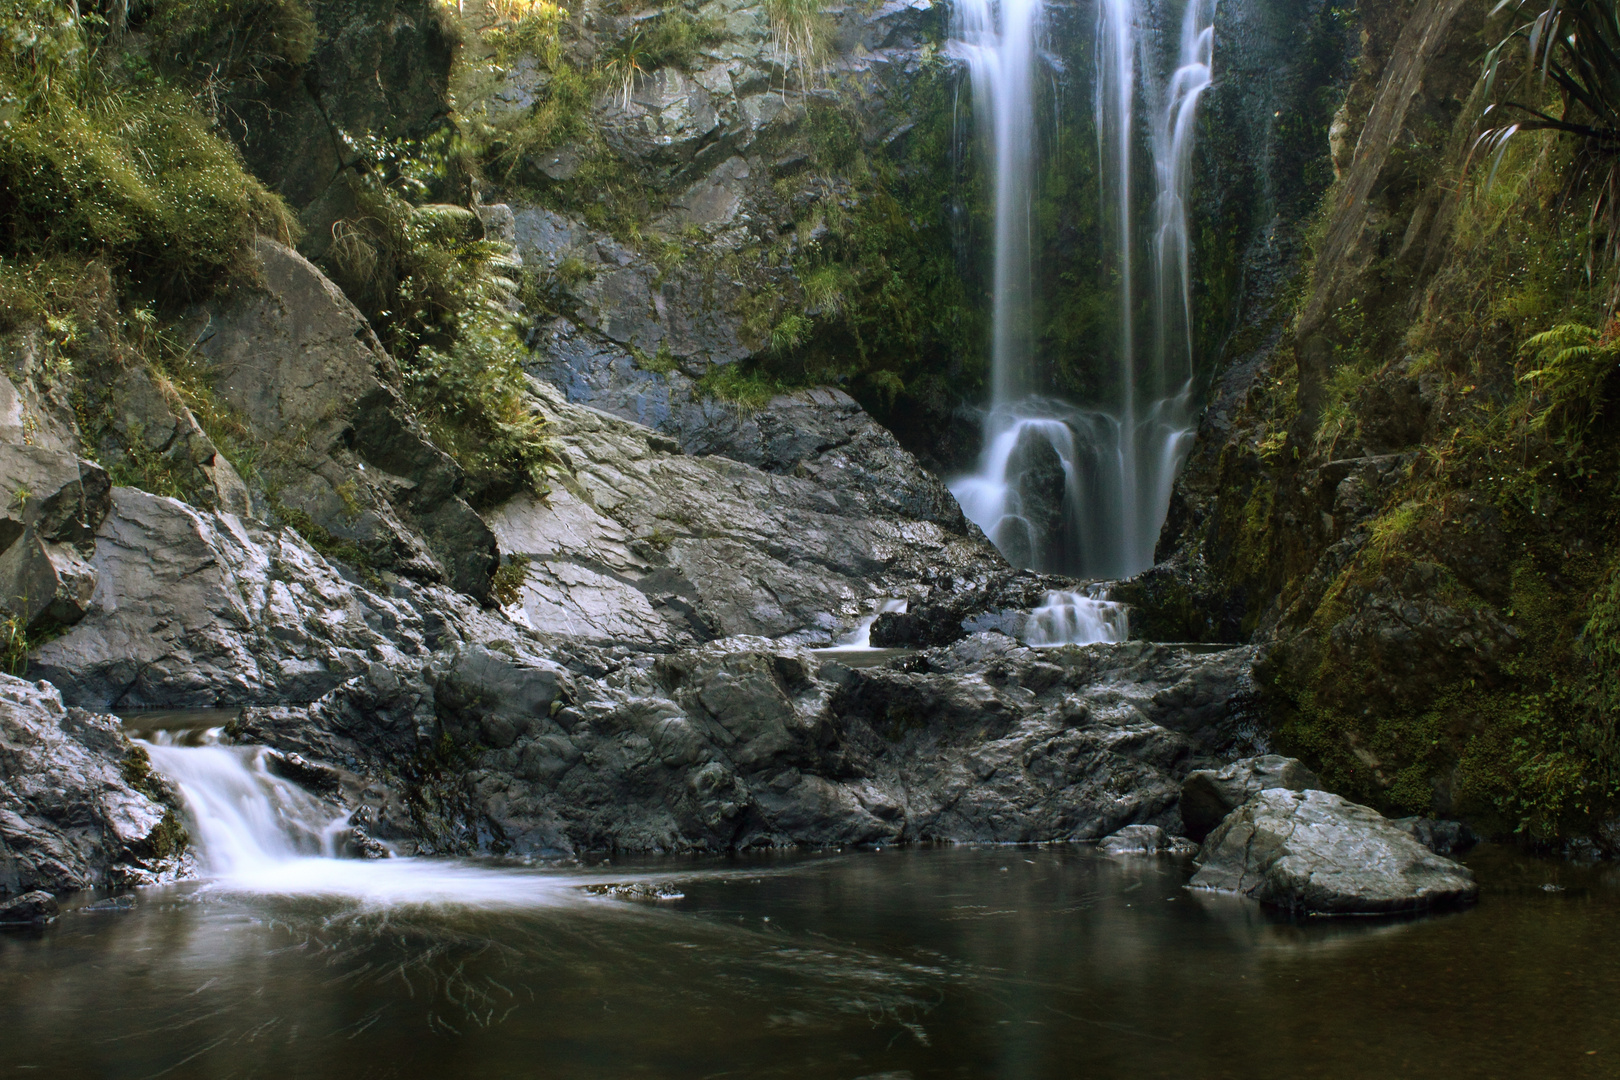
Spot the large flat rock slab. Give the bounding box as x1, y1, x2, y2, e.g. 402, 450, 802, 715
29, 488, 439, 709
490, 380, 1006, 649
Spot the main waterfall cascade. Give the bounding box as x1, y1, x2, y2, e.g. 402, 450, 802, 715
948, 0, 1216, 588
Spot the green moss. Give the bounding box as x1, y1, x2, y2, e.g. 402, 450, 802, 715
489, 554, 531, 606
0, 1, 296, 310
269, 497, 387, 587
306, 146, 552, 507
147, 0, 317, 85
696, 363, 795, 410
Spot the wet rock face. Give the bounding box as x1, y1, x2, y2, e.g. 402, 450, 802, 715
500, 0, 943, 379
0, 890, 58, 924
0, 442, 110, 633
29, 487, 442, 710
1004, 430, 1068, 572
0, 676, 184, 898
236, 632, 1262, 857
1190, 788, 1479, 915
487, 378, 1003, 650
184, 239, 497, 601
224, 0, 457, 219
1098, 824, 1198, 856
532, 321, 968, 526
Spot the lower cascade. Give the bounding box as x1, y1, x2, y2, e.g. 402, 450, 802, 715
140, 731, 583, 907
818, 598, 910, 651
1025, 591, 1129, 647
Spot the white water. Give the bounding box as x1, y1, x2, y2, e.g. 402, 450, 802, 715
948, 0, 1214, 583
818, 598, 909, 651
142, 731, 587, 907
1025, 590, 1129, 647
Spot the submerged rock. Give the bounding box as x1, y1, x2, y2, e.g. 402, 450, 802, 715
1189, 788, 1479, 915
0, 890, 58, 924
0, 676, 184, 897
1097, 824, 1198, 856
1391, 816, 1480, 857
1180, 755, 1321, 841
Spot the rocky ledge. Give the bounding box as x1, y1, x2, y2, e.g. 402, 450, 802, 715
234, 633, 1261, 854
0, 675, 187, 897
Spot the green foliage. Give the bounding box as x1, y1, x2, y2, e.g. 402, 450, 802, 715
0, 0, 295, 312
1481, 0, 1620, 147
1517, 321, 1620, 445
147, 0, 318, 86
764, 0, 831, 90
601, 7, 724, 102
696, 363, 794, 409
0, 612, 30, 675
314, 140, 551, 506
489, 554, 531, 606
269, 497, 386, 586
744, 65, 988, 429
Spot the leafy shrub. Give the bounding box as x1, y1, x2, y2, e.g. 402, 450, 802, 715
146, 0, 318, 87
315, 142, 551, 507
0, 0, 295, 309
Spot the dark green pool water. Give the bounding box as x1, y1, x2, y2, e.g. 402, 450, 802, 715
1, 844, 1614, 1079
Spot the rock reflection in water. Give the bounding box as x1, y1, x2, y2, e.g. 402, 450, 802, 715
2, 846, 1618, 1078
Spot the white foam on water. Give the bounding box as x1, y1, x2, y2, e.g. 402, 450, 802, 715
142, 732, 589, 908
1024, 590, 1129, 647
817, 598, 909, 651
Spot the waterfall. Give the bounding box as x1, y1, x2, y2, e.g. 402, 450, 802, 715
141, 730, 584, 906
818, 598, 909, 651
1025, 590, 1130, 647
948, 0, 1215, 588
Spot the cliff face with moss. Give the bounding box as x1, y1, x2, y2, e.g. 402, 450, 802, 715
1139, 0, 1620, 853
7, 0, 1620, 858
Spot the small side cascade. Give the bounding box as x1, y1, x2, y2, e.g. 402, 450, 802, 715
138, 729, 588, 906
1025, 590, 1129, 647
143, 731, 347, 877
821, 598, 909, 651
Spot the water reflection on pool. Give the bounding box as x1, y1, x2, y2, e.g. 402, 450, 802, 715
1, 845, 1615, 1079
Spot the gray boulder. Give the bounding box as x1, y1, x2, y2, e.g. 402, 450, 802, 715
0, 530, 98, 630
0, 889, 59, 924
488, 378, 1003, 649
0, 442, 109, 552
183, 238, 497, 600
1098, 824, 1198, 856
94, 365, 253, 518
28, 487, 443, 709
0, 443, 110, 631
1189, 788, 1479, 915
1180, 754, 1321, 841
0, 675, 185, 897
531, 321, 968, 528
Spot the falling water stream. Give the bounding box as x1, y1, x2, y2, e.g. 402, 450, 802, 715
949, 0, 1215, 599
139, 730, 594, 908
